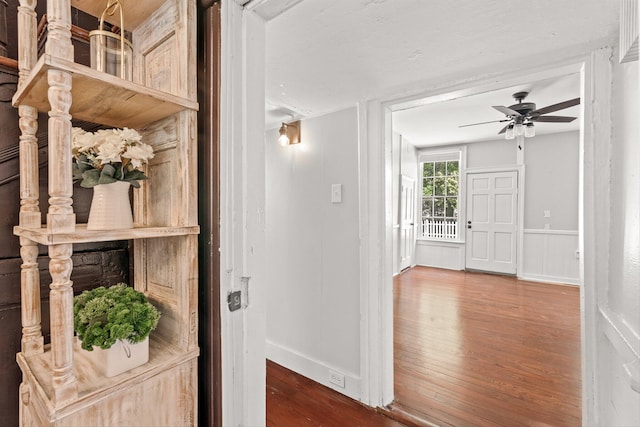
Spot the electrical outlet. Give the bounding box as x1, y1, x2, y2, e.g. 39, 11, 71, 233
329, 370, 345, 388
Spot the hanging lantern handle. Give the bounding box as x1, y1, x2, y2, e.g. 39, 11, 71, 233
98, 0, 126, 79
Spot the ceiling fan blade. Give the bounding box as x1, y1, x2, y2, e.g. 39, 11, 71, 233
498, 124, 510, 135
458, 119, 510, 128
492, 105, 521, 116
531, 115, 577, 123
532, 97, 580, 115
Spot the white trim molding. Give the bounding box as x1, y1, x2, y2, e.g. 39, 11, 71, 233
220, 2, 267, 426
267, 341, 362, 400
359, 47, 611, 421
599, 307, 640, 393
579, 48, 614, 426
619, 0, 639, 63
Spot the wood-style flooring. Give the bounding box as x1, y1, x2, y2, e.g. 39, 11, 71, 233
267, 360, 405, 427
265, 266, 580, 427
392, 266, 581, 427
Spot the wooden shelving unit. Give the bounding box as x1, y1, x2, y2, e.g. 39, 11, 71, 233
16, 336, 199, 418
70, 0, 167, 29
12, 55, 198, 128
14, 224, 200, 245
13, 1, 199, 426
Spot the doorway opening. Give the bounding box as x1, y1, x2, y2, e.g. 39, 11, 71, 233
380, 64, 586, 425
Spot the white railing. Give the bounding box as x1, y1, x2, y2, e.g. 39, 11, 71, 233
422, 218, 458, 239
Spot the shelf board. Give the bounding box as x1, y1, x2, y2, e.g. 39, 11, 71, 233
71, 0, 166, 31
17, 336, 199, 417
14, 224, 200, 245
12, 54, 198, 129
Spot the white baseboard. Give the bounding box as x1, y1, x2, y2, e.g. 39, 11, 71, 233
518, 274, 580, 286
266, 340, 361, 401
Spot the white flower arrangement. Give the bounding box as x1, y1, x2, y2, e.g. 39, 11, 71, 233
72, 127, 154, 188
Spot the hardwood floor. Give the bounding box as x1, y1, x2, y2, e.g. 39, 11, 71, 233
392, 266, 581, 427
267, 360, 406, 427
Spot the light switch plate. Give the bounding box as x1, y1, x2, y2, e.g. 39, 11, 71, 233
331, 184, 342, 203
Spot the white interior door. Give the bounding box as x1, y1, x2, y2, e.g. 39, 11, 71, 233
465, 171, 518, 274
399, 175, 415, 271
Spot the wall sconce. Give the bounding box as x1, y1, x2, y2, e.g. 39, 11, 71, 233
278, 121, 301, 146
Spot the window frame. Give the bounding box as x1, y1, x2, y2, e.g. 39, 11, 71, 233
417, 146, 467, 243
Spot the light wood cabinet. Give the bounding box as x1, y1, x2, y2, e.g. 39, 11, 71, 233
13, 1, 199, 425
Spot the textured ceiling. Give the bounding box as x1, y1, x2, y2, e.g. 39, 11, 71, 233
265, 0, 619, 135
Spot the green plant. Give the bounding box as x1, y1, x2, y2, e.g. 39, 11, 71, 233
73, 284, 161, 351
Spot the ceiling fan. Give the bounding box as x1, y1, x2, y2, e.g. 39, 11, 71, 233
460, 91, 580, 138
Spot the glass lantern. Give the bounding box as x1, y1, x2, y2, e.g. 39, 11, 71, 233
89, 0, 132, 80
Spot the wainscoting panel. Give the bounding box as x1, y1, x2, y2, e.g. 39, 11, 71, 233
414, 240, 465, 271
521, 229, 580, 285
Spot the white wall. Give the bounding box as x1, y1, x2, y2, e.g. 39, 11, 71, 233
401, 136, 419, 183
467, 131, 580, 231
466, 138, 516, 168
265, 107, 361, 399
522, 131, 580, 284
524, 131, 579, 230
598, 56, 640, 426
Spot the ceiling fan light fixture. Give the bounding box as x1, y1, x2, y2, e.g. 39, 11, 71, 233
505, 124, 515, 140
525, 122, 535, 138
461, 92, 579, 142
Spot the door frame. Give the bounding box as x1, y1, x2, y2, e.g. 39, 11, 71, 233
219, 2, 267, 426
462, 165, 524, 276
359, 48, 612, 427
197, 2, 222, 426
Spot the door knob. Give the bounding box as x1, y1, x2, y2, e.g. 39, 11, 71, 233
467, 220, 472, 224
467, 225, 472, 229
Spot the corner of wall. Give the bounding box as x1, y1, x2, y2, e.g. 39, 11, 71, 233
266, 340, 362, 401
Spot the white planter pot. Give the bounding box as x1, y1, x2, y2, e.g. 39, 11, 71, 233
90, 337, 149, 377
87, 180, 134, 230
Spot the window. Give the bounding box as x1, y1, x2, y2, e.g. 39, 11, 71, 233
421, 158, 459, 239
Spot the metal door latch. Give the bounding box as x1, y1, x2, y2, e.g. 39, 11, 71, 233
228, 276, 251, 312
228, 291, 242, 312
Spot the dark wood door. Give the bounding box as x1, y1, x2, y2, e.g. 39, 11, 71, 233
197, 2, 222, 426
